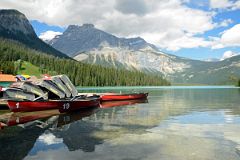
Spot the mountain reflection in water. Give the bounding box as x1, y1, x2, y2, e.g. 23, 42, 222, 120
0, 87, 240, 160
0, 97, 148, 160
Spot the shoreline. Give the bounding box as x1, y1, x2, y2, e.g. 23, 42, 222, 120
77, 85, 240, 90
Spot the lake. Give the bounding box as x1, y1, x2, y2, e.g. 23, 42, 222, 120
0, 86, 240, 160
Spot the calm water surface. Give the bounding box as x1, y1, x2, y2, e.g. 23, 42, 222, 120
0, 86, 240, 160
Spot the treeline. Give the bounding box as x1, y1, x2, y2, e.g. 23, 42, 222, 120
0, 39, 170, 86
228, 75, 240, 87
0, 60, 16, 75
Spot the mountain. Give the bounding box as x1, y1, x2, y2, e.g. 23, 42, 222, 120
74, 46, 190, 75
49, 24, 157, 57
76, 46, 240, 84
49, 24, 240, 85
0, 9, 68, 58
0, 38, 170, 86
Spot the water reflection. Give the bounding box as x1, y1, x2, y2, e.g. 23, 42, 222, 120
53, 120, 103, 152
0, 108, 99, 160
0, 88, 240, 160
0, 122, 46, 160
0, 98, 149, 158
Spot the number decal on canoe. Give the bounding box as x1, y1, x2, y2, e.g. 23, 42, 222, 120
16, 102, 19, 109
63, 103, 70, 110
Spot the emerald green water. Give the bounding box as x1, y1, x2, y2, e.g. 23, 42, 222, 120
0, 86, 240, 160
0, 82, 12, 87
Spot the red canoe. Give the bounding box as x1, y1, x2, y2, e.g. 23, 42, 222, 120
8, 97, 100, 112
100, 99, 148, 108
100, 92, 148, 101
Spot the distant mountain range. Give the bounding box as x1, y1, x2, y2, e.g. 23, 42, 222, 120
0, 9, 68, 58
0, 9, 239, 85
48, 24, 240, 84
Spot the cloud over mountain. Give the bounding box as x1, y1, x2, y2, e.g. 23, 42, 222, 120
1, 0, 239, 54
39, 30, 62, 42
0, 0, 217, 51
212, 24, 240, 49
221, 50, 239, 60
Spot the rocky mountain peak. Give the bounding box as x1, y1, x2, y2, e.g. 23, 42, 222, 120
66, 24, 95, 32
49, 24, 157, 57
0, 9, 69, 58
67, 25, 79, 30
0, 9, 23, 16
0, 9, 36, 36
82, 23, 95, 28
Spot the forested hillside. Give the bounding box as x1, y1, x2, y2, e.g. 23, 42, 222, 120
0, 39, 170, 86
0, 9, 68, 58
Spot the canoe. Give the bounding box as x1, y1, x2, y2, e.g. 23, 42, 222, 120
100, 99, 148, 108
7, 97, 100, 112
100, 92, 148, 101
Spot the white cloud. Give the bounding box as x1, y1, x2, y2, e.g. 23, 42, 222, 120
142, 32, 212, 51
210, 0, 240, 10
39, 30, 62, 42
212, 24, 240, 49
38, 133, 63, 145
221, 50, 239, 60
221, 24, 240, 45
232, 1, 240, 10
0, 0, 217, 51
210, 0, 233, 9
218, 19, 233, 27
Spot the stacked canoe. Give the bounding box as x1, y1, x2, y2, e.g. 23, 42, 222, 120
4, 75, 100, 112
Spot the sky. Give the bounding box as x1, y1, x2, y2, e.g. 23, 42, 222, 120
0, 0, 240, 60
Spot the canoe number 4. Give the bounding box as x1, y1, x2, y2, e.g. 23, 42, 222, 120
63, 103, 70, 110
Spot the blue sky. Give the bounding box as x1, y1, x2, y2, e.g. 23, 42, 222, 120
1, 0, 240, 60
31, 20, 65, 36
162, 2, 240, 60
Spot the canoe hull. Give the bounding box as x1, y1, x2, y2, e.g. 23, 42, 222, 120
8, 98, 100, 112
100, 93, 148, 101
100, 99, 148, 108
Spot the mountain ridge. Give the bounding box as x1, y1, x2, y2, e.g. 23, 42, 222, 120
49, 24, 157, 57
0, 9, 69, 58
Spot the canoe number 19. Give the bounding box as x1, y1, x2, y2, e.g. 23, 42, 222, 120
63, 103, 70, 110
